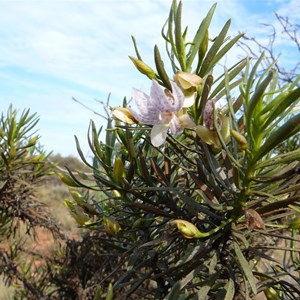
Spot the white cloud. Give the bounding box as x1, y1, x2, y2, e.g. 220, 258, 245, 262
0, 0, 298, 156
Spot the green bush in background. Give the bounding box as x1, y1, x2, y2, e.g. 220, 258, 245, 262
0, 106, 64, 299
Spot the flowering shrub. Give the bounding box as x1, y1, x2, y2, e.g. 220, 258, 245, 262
61, 1, 300, 299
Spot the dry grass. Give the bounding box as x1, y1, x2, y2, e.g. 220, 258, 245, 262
36, 181, 77, 231
0, 275, 15, 300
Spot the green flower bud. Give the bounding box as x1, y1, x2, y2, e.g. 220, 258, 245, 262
113, 157, 126, 185
70, 189, 98, 215
129, 56, 157, 79
9, 146, 16, 160
199, 29, 209, 60
64, 200, 90, 226
289, 216, 300, 229
103, 216, 121, 236
70, 189, 85, 203
172, 219, 203, 239
220, 113, 230, 143
56, 172, 81, 187
132, 218, 155, 229
231, 129, 248, 150
263, 287, 281, 300
112, 190, 121, 198
26, 135, 39, 147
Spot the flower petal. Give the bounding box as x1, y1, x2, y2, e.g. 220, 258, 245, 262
178, 113, 196, 129
111, 107, 137, 124
132, 86, 161, 124
195, 125, 218, 145
151, 80, 184, 113
174, 71, 203, 89
132, 88, 151, 115
151, 123, 169, 147
220, 113, 230, 143
130, 109, 160, 125
170, 81, 185, 111
169, 116, 182, 135
150, 80, 172, 112
203, 100, 215, 130
182, 91, 196, 108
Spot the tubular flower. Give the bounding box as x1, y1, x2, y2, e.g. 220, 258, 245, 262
132, 80, 195, 147
174, 71, 203, 106
195, 100, 230, 152
103, 216, 121, 236
171, 219, 203, 239
111, 107, 137, 125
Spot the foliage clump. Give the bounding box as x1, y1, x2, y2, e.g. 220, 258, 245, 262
0, 106, 64, 298
59, 1, 300, 299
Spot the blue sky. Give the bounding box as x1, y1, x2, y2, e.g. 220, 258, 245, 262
1, 0, 299, 158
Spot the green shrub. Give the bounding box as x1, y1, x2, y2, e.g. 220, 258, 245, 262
0, 106, 63, 298
60, 1, 300, 299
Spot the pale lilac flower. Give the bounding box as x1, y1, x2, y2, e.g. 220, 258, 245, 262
132, 80, 194, 147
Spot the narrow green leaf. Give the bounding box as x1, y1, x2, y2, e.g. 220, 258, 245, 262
178, 192, 223, 219
246, 70, 274, 127
116, 127, 127, 149
259, 88, 290, 116
161, 19, 171, 43
174, 0, 186, 70
167, 0, 178, 58
198, 286, 212, 300
254, 147, 300, 169
196, 29, 209, 72
213, 78, 243, 101
224, 277, 235, 300
164, 281, 182, 300
93, 287, 102, 300
196, 74, 213, 124
199, 19, 231, 77
75, 135, 95, 170
105, 282, 113, 300
253, 113, 300, 162
7, 117, 16, 146
208, 33, 244, 73
264, 86, 300, 130
154, 45, 172, 90
209, 58, 247, 99
150, 157, 169, 185
234, 241, 257, 295
245, 52, 265, 99
131, 35, 142, 60
105, 118, 116, 166
186, 3, 217, 70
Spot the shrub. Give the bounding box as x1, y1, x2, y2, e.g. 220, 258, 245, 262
0, 106, 63, 298
61, 1, 300, 299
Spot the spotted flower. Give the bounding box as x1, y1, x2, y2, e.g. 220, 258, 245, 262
132, 80, 194, 147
